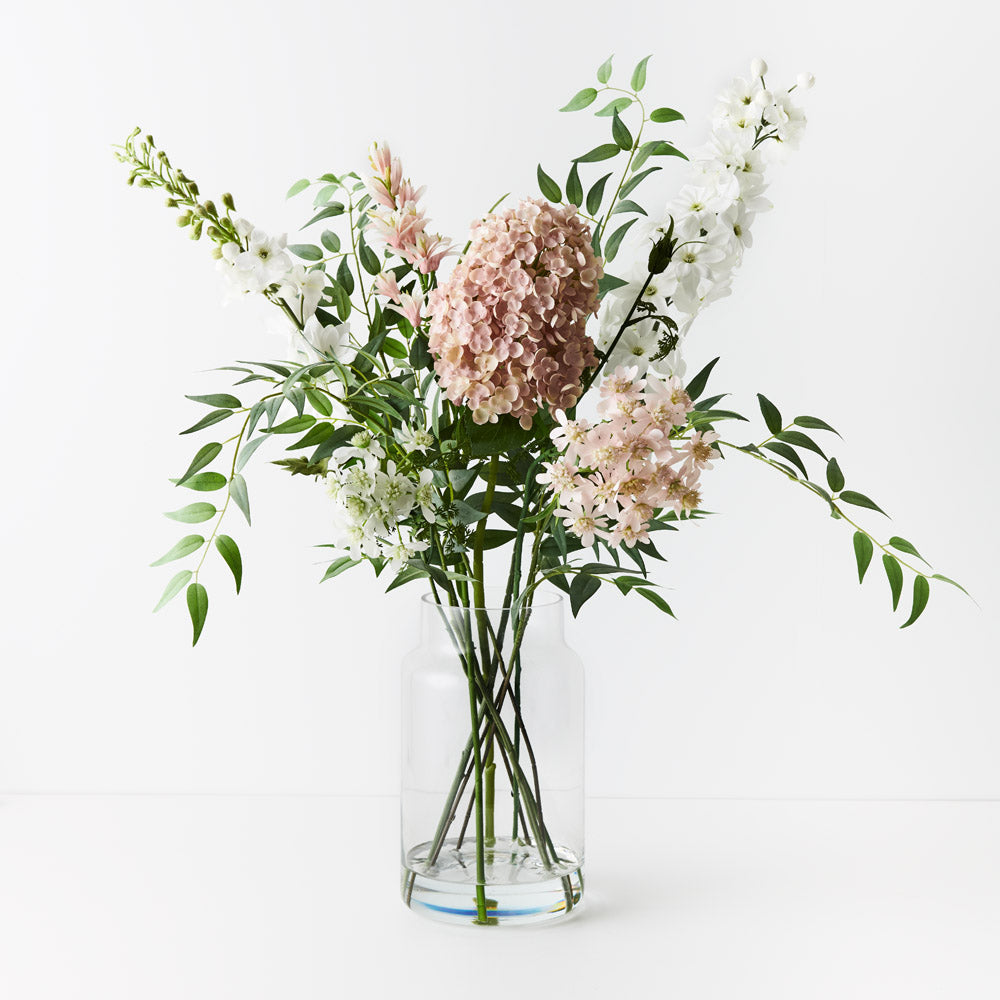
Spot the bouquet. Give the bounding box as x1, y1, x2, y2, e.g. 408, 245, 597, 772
116, 55, 965, 924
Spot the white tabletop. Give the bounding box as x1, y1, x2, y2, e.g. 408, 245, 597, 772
1, 795, 997, 999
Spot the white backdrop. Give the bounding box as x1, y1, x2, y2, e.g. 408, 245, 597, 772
1, 0, 996, 800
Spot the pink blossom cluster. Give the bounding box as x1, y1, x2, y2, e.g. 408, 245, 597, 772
427, 198, 602, 430
539, 366, 718, 548
365, 143, 453, 275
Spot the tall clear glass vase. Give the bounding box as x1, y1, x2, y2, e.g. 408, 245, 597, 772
401, 591, 585, 926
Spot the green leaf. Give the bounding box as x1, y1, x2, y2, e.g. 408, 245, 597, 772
570, 573, 601, 617
229, 473, 251, 526
756, 393, 782, 435
467, 414, 534, 457
635, 587, 675, 617
598, 274, 629, 298
305, 388, 333, 417
888, 536, 929, 565
150, 535, 204, 567
775, 430, 827, 460
186, 582, 208, 646
685, 357, 720, 401
268, 414, 316, 434
762, 442, 807, 478
611, 199, 646, 216
177, 442, 223, 486
304, 203, 345, 227
236, 435, 267, 472
826, 457, 845, 493
604, 218, 637, 262
620, 166, 661, 198
586, 173, 612, 215
536, 164, 562, 202
594, 97, 632, 118
320, 556, 359, 582
650, 107, 684, 123
185, 393, 241, 409
320, 229, 341, 254
286, 178, 310, 199
179, 409, 233, 435
630, 54, 652, 91
289, 243, 323, 261
574, 143, 621, 163
359, 239, 381, 275
853, 531, 874, 584
560, 87, 598, 112
840, 491, 888, 517
337, 256, 354, 296
612, 109, 634, 151
882, 554, 904, 611
287, 422, 336, 451
313, 183, 339, 206
596, 54, 613, 84
452, 499, 488, 525
794, 415, 841, 437
566, 163, 583, 207
633, 140, 688, 171
930, 574, 971, 598
153, 569, 192, 612
176, 472, 227, 492
164, 502, 216, 524
215, 535, 242, 594
900, 575, 930, 629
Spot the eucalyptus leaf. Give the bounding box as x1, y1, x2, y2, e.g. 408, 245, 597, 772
153, 569, 192, 612
536, 164, 562, 202
236, 435, 268, 472
164, 502, 216, 524
756, 393, 782, 435
630, 54, 652, 91
186, 582, 208, 646
185, 393, 241, 409
560, 87, 598, 112
150, 535, 204, 567
289, 244, 323, 261
853, 531, 874, 583
586, 173, 612, 215
575, 143, 621, 163
566, 163, 583, 207
177, 442, 222, 486
594, 97, 632, 118
889, 536, 929, 565
176, 472, 227, 492
882, 553, 904, 611
900, 575, 930, 629
840, 491, 888, 517
826, 456, 845, 493
604, 218, 637, 262
229, 474, 251, 526
612, 109, 634, 150
179, 409, 233, 436
215, 535, 242, 594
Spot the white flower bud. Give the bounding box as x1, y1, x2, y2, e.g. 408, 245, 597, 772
796, 72, 815, 90
751, 58, 768, 79
758, 89, 774, 106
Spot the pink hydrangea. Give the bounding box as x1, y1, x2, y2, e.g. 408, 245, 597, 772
541, 366, 718, 547
427, 199, 603, 430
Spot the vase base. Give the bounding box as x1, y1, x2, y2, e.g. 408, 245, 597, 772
401, 837, 583, 926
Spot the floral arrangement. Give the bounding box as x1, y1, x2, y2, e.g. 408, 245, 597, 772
117, 55, 965, 923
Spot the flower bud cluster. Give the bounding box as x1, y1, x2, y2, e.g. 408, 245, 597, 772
539, 366, 718, 548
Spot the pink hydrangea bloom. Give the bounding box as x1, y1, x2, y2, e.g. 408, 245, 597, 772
541, 370, 715, 547
427, 198, 603, 429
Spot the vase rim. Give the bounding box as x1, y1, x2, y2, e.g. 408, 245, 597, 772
420, 587, 563, 612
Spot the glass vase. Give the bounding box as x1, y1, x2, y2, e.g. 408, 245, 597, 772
400, 590, 585, 926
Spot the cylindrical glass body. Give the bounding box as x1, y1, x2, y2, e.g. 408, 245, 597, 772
401, 591, 584, 925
